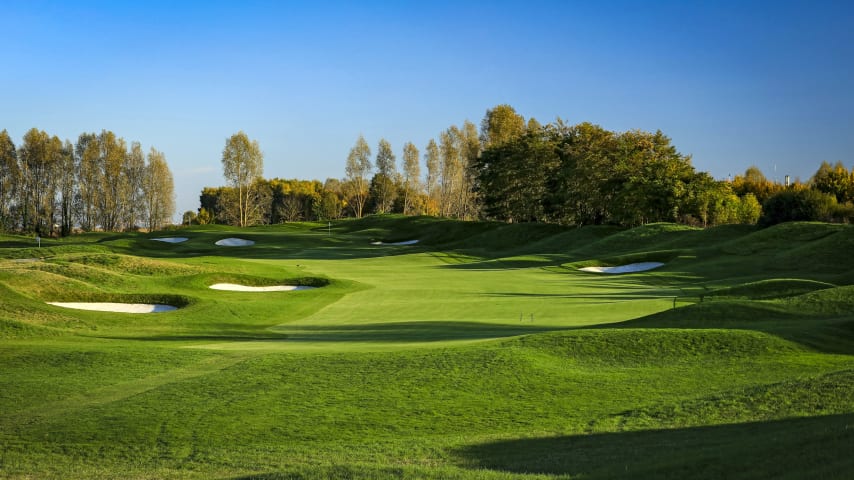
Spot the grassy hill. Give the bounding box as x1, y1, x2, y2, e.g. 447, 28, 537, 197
0, 216, 852, 479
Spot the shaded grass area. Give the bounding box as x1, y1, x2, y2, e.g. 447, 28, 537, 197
455, 413, 854, 479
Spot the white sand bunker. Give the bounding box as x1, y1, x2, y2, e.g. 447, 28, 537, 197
47, 302, 177, 313
209, 283, 316, 292
215, 238, 255, 247
152, 237, 188, 243
370, 240, 419, 246
579, 262, 664, 274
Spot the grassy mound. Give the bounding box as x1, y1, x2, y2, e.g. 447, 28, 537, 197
512, 328, 802, 365
705, 278, 835, 300
48, 253, 206, 276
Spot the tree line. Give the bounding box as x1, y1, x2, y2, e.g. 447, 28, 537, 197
198, 106, 853, 228
0, 128, 175, 236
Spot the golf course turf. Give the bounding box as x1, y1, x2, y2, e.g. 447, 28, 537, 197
1, 216, 852, 479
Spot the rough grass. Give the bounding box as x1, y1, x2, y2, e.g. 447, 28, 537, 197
1, 218, 853, 479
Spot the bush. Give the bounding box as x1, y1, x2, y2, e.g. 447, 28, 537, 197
759, 189, 837, 227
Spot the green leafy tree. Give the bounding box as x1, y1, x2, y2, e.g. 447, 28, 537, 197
759, 189, 836, 226
610, 130, 694, 225
75, 133, 101, 231
737, 193, 762, 224
458, 120, 481, 219
344, 135, 372, 218
810, 161, 851, 203
196, 207, 213, 224
182, 210, 197, 226
97, 130, 128, 231
547, 122, 617, 225
732, 166, 777, 204
143, 148, 176, 231
477, 128, 559, 222
199, 187, 225, 223
221, 131, 265, 227
374, 138, 397, 213
424, 139, 440, 216
439, 127, 462, 217
315, 189, 342, 220
0, 130, 20, 231
267, 178, 324, 223
480, 104, 526, 148
57, 140, 75, 236
18, 128, 61, 234
401, 142, 421, 215
123, 141, 147, 229
367, 173, 398, 215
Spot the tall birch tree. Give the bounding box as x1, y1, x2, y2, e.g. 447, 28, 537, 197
123, 141, 147, 229
424, 138, 440, 216
143, 148, 175, 231
374, 138, 397, 213
221, 131, 265, 227
0, 130, 20, 231
97, 130, 127, 231
75, 133, 100, 231
344, 135, 372, 218
57, 140, 75, 236
401, 141, 420, 215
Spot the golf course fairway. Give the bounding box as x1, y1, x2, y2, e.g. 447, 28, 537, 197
1, 216, 852, 479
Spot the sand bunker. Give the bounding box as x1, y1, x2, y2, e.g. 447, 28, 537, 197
209, 283, 316, 292
152, 237, 188, 243
579, 262, 664, 274
47, 302, 177, 313
215, 238, 255, 247
370, 240, 419, 246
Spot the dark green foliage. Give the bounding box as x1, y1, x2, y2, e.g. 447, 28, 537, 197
477, 122, 707, 227
759, 189, 837, 226
810, 161, 852, 203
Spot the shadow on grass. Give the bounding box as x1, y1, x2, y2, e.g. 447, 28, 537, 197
453, 414, 854, 479
274, 321, 567, 343
608, 300, 854, 355
97, 321, 567, 344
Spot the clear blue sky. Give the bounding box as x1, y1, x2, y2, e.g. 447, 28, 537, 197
3, 0, 853, 219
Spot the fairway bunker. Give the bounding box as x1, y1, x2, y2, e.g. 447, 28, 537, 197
579, 262, 664, 274
209, 283, 316, 292
215, 238, 255, 247
47, 302, 177, 313
370, 239, 419, 246
151, 237, 188, 243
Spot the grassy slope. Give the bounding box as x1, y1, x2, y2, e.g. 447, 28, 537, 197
0, 217, 852, 479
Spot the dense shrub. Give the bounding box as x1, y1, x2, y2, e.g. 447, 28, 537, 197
759, 189, 837, 227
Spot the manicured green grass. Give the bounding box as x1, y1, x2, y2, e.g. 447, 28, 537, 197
1, 217, 852, 479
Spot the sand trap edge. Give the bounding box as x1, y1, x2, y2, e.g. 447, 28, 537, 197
209, 283, 316, 292
579, 262, 665, 274
47, 302, 177, 313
